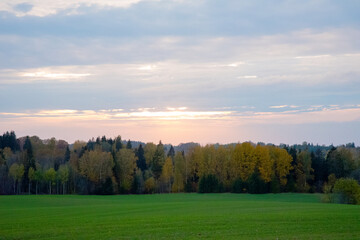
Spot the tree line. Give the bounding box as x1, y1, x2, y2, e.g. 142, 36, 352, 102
0, 131, 359, 197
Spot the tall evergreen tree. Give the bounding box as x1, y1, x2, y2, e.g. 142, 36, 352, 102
64, 146, 71, 163
0, 131, 19, 152
126, 140, 132, 149
136, 144, 146, 171
311, 149, 326, 183
114, 136, 123, 151
22, 136, 36, 193
167, 145, 175, 159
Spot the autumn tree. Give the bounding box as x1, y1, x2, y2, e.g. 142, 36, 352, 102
295, 151, 314, 192
58, 164, 69, 194
186, 145, 203, 190
214, 145, 232, 189
9, 163, 24, 194
73, 140, 87, 154
231, 143, 256, 182
116, 149, 136, 193
333, 178, 360, 204
79, 149, 114, 185
161, 157, 173, 193
270, 147, 293, 186
152, 141, 165, 180
44, 168, 56, 194
144, 177, 155, 194
172, 152, 186, 192
326, 147, 356, 178
254, 145, 273, 183
202, 145, 217, 177
34, 169, 43, 194
144, 142, 157, 169
28, 167, 35, 194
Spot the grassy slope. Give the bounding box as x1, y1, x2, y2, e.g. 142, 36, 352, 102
0, 193, 359, 239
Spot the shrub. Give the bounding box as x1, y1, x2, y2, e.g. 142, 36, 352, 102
333, 178, 360, 205
270, 177, 280, 193
231, 178, 247, 193
198, 174, 220, 193
96, 177, 114, 195
247, 173, 268, 194
144, 177, 155, 194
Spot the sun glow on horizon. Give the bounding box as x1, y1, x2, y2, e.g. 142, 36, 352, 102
1, 105, 360, 145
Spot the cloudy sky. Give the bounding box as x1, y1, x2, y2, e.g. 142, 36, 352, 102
0, 0, 360, 145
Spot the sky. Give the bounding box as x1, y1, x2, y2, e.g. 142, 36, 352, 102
0, 0, 360, 146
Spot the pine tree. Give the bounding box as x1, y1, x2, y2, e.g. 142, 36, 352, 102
64, 146, 70, 163
23, 136, 36, 193
114, 136, 123, 151
136, 144, 146, 171
167, 145, 175, 159
126, 140, 132, 149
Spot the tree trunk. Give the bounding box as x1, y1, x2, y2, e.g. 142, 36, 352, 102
36, 181, 38, 195
63, 183, 65, 195
14, 180, 16, 194
49, 181, 51, 194
185, 160, 188, 184
169, 178, 171, 193
29, 182, 31, 195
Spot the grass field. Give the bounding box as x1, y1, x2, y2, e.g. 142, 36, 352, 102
0, 193, 359, 239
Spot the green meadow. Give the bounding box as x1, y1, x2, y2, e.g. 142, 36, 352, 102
0, 193, 359, 239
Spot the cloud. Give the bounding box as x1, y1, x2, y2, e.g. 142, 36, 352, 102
270, 105, 288, 109
1, 0, 359, 39
226, 62, 244, 67
21, 72, 91, 79
0, 66, 93, 84
2, 105, 359, 124
237, 76, 257, 79
0, 108, 233, 121
138, 65, 157, 71
295, 55, 331, 59
167, 107, 187, 111
1, 105, 359, 145
0, 0, 161, 17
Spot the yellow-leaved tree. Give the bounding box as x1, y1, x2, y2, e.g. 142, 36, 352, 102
79, 149, 114, 184
202, 145, 217, 176
161, 157, 173, 193
215, 145, 232, 188
270, 147, 293, 186
295, 150, 314, 192
231, 142, 256, 181
254, 145, 273, 183
9, 163, 24, 194
172, 152, 185, 193
116, 149, 136, 192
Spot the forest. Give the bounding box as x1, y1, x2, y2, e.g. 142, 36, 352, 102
0, 131, 359, 198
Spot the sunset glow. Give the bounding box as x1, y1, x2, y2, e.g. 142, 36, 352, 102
0, 0, 359, 145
